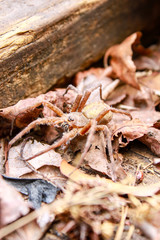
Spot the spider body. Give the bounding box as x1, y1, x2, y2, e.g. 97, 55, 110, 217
60, 101, 112, 130
63, 112, 89, 129
82, 101, 113, 124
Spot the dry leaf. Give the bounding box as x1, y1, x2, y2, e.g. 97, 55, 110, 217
104, 32, 145, 89
70, 133, 111, 177
0, 98, 43, 136
7, 140, 62, 177
74, 67, 112, 86
112, 119, 149, 147
134, 43, 160, 71
0, 176, 30, 227
107, 72, 160, 110
139, 127, 160, 156
131, 110, 160, 125
140, 72, 160, 92
69, 132, 126, 180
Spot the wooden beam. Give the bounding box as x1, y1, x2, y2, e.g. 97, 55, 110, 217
0, 0, 159, 107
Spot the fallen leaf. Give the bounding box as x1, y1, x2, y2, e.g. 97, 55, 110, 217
7, 139, 62, 177
70, 133, 112, 177
0, 175, 30, 227
105, 84, 141, 109
3, 175, 59, 209
138, 72, 160, 106
0, 89, 76, 137
139, 127, 160, 156
106, 93, 127, 106
112, 119, 149, 147
74, 67, 112, 86
134, 43, 160, 71
131, 110, 160, 125
104, 32, 146, 89
0, 98, 43, 129
107, 71, 160, 110
69, 131, 126, 180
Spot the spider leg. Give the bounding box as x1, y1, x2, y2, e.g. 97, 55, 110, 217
41, 100, 64, 117
110, 107, 132, 120
78, 84, 103, 112
71, 94, 83, 112
72, 84, 102, 112
96, 124, 116, 181
20, 128, 78, 162
8, 100, 64, 148
64, 84, 103, 112
8, 117, 63, 148
62, 84, 83, 112
79, 120, 92, 135
63, 84, 79, 95
17, 100, 64, 117
96, 108, 112, 123
77, 90, 92, 112
69, 119, 96, 176
95, 107, 132, 123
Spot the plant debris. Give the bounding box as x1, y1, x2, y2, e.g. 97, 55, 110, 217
2, 175, 59, 209
0, 32, 160, 240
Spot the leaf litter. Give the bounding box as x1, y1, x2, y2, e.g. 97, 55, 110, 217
1, 32, 160, 240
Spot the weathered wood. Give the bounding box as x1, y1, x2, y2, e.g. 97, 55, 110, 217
0, 0, 159, 107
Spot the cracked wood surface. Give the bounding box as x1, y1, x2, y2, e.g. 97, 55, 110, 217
0, 0, 159, 107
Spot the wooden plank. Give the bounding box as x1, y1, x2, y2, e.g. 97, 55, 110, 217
0, 0, 159, 107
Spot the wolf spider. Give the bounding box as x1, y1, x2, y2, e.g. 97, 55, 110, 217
8, 85, 132, 181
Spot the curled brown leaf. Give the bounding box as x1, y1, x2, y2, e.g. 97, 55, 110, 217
112, 119, 149, 147
134, 43, 160, 71
139, 127, 160, 157
104, 32, 147, 89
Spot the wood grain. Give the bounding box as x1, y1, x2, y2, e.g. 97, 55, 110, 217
0, 0, 159, 107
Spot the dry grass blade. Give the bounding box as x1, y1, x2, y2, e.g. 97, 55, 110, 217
60, 160, 160, 197
125, 225, 135, 240
0, 207, 44, 238
114, 206, 128, 240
